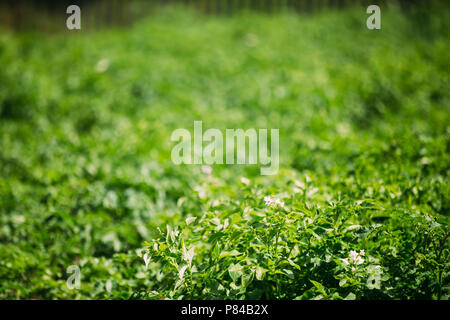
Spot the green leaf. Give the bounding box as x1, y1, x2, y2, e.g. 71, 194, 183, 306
228, 264, 243, 282
283, 269, 295, 279
219, 250, 241, 259
344, 292, 356, 300
255, 266, 266, 280
185, 217, 197, 225
310, 280, 326, 295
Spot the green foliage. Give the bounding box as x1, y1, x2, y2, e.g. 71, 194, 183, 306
0, 4, 449, 299
140, 172, 448, 299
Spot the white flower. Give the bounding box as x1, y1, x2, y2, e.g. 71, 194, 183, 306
355, 256, 364, 265
351, 267, 356, 272
201, 165, 212, 174
95, 58, 109, 73
194, 186, 206, 199
143, 252, 151, 269
275, 199, 285, 207
212, 199, 220, 207
264, 196, 286, 208
344, 250, 365, 267
240, 177, 250, 185
349, 250, 358, 260
359, 250, 365, 256
294, 180, 305, 189
342, 258, 349, 266
264, 196, 273, 206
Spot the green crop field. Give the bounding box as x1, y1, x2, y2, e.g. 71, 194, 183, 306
0, 4, 449, 300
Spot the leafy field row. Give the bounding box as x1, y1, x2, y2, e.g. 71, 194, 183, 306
0, 4, 449, 299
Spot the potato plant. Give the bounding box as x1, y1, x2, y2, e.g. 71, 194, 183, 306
0, 4, 448, 299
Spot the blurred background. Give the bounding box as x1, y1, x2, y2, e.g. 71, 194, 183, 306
0, 0, 431, 31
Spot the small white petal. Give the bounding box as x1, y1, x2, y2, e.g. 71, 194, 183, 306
143, 253, 151, 269
240, 177, 250, 185
201, 165, 212, 174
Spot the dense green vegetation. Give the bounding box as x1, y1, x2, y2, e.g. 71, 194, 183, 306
0, 4, 449, 299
